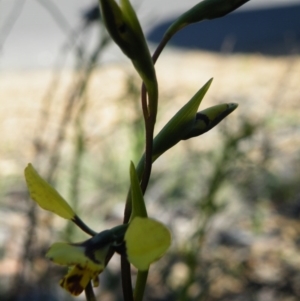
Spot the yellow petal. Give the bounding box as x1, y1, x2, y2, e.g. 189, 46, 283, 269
46, 242, 105, 272
60, 266, 96, 296
125, 217, 171, 271
24, 163, 75, 219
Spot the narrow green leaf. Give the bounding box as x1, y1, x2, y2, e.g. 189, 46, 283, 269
130, 161, 148, 219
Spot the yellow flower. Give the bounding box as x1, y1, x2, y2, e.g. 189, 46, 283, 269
24, 163, 172, 296
46, 229, 115, 296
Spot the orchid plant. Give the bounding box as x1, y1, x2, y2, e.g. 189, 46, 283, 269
24, 0, 250, 300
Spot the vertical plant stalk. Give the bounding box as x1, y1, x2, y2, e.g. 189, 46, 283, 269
121, 255, 134, 301
139, 31, 171, 193
140, 87, 155, 193
85, 281, 97, 301
134, 271, 149, 301
152, 34, 172, 65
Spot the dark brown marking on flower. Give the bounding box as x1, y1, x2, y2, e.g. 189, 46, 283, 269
60, 274, 84, 296
76, 265, 84, 271
195, 112, 210, 126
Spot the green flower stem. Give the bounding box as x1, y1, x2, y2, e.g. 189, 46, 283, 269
122, 160, 150, 301
152, 33, 172, 64
134, 270, 149, 301
123, 190, 133, 224
85, 282, 97, 301
121, 255, 134, 301
72, 215, 97, 236
122, 154, 157, 301
139, 35, 170, 198
152, 0, 250, 65
121, 3, 247, 298
140, 115, 155, 195
139, 32, 169, 194
140, 39, 170, 184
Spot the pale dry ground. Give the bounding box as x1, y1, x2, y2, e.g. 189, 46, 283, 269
1, 50, 300, 174
1, 50, 300, 297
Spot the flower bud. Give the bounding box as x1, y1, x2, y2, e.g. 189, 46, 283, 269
99, 0, 158, 118
182, 103, 238, 140
167, 0, 249, 35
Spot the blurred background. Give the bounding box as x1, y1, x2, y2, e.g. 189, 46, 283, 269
1, 0, 300, 300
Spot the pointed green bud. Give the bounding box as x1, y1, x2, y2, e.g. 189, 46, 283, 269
167, 0, 249, 36
151, 79, 213, 161
182, 103, 238, 140
24, 163, 75, 220
98, 0, 140, 60
98, 0, 158, 118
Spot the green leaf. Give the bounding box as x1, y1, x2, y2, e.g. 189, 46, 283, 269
182, 103, 238, 139
130, 161, 147, 219
125, 217, 171, 271
24, 163, 75, 220
151, 78, 213, 160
